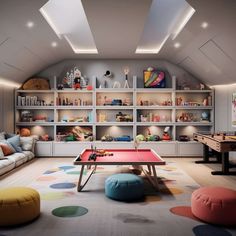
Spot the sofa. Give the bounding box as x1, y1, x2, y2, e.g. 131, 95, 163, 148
0, 132, 35, 176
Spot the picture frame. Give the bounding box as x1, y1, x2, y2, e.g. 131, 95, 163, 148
143, 70, 165, 88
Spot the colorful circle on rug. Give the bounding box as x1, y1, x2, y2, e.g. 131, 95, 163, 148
41, 192, 66, 200
52, 206, 88, 218
170, 206, 198, 221
145, 195, 162, 203
36, 176, 57, 181
193, 225, 232, 236
50, 182, 76, 189
44, 167, 61, 174
41, 191, 76, 200
160, 187, 183, 195
66, 170, 88, 175
59, 166, 75, 171
158, 178, 176, 185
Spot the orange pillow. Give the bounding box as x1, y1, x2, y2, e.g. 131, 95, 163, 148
0, 144, 14, 156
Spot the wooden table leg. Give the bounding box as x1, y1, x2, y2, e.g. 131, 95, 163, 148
77, 165, 85, 192
77, 165, 97, 192
151, 165, 159, 190
147, 165, 152, 175
142, 165, 158, 190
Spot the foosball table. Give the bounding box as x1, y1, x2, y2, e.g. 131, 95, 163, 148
193, 132, 236, 175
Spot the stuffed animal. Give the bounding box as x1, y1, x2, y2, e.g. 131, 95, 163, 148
20, 128, 31, 137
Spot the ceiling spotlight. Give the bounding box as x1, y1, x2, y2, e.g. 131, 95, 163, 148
26, 21, 34, 28
174, 42, 181, 48
51, 42, 58, 48
201, 22, 209, 29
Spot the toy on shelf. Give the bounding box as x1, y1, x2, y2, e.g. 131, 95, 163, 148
116, 112, 133, 122
40, 134, 52, 141
143, 68, 165, 88
111, 99, 122, 106
123, 66, 130, 88
72, 126, 93, 141
20, 128, 31, 137
162, 127, 171, 141
101, 135, 114, 142
114, 135, 132, 142
34, 115, 47, 122
177, 112, 194, 122
201, 112, 210, 122
56, 126, 93, 142
146, 134, 160, 141
100, 70, 113, 88
178, 135, 190, 142
98, 113, 107, 122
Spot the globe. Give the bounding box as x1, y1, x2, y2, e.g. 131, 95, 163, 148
201, 112, 209, 120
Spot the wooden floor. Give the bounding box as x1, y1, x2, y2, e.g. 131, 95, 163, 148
1, 157, 236, 190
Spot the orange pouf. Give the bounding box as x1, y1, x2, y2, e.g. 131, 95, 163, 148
191, 187, 236, 226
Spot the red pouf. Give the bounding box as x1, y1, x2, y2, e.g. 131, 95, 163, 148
191, 187, 236, 226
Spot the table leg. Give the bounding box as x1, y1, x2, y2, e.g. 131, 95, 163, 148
151, 165, 159, 190
195, 144, 221, 164
142, 165, 158, 190
77, 165, 97, 192
211, 152, 236, 175
77, 165, 85, 192
147, 165, 152, 175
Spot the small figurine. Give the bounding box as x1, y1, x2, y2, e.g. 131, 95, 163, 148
123, 66, 130, 88
73, 77, 81, 90
162, 126, 171, 141
200, 83, 205, 90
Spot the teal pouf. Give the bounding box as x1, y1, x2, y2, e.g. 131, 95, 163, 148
105, 173, 144, 201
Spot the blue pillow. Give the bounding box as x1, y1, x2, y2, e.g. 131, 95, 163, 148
7, 135, 22, 152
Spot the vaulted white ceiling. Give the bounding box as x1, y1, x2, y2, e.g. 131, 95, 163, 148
0, 0, 235, 86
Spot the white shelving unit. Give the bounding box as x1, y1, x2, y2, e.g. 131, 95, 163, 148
15, 76, 214, 156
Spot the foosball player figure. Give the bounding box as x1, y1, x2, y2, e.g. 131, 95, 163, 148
222, 133, 226, 140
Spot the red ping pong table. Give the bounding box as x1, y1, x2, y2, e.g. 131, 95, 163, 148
73, 149, 165, 192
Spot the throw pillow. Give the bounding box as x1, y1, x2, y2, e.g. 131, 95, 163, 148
0, 132, 5, 140
5, 133, 16, 139
7, 135, 22, 152
20, 136, 35, 151
0, 146, 5, 159
0, 143, 15, 156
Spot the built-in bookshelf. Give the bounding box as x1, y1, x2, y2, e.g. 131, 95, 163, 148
15, 76, 214, 156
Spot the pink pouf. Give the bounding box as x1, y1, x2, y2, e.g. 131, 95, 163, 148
191, 187, 236, 226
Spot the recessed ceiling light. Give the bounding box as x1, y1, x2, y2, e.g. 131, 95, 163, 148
174, 42, 181, 48
201, 22, 209, 29
26, 21, 35, 28
51, 41, 58, 47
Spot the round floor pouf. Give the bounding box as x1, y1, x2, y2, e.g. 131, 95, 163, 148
191, 186, 236, 226
105, 173, 144, 201
0, 187, 40, 226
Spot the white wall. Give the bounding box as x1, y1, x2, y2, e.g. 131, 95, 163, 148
0, 86, 15, 133
214, 84, 236, 158
214, 84, 236, 132
37, 59, 203, 89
